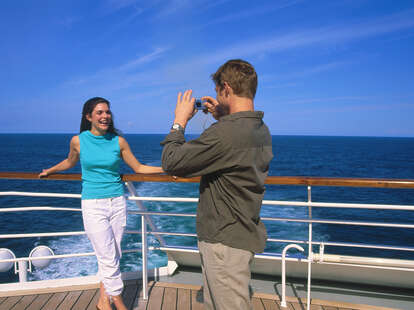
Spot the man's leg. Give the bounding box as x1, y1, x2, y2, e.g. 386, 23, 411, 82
198, 241, 254, 310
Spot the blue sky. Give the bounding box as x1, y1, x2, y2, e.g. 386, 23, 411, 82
1, 0, 413, 136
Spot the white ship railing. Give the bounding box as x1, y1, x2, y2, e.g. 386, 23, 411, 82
1, 173, 414, 309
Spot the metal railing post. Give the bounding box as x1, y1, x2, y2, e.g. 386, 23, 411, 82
125, 182, 166, 246
306, 185, 313, 310
17, 260, 28, 283
141, 215, 148, 300
281, 244, 304, 308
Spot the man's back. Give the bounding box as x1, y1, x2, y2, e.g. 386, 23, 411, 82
196, 110, 273, 253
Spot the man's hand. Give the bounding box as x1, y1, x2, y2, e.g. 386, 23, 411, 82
174, 90, 197, 128
201, 96, 226, 120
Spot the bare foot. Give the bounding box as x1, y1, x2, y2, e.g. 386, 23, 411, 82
96, 282, 112, 310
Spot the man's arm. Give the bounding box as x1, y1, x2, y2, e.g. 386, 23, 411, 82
162, 89, 236, 177
161, 126, 226, 177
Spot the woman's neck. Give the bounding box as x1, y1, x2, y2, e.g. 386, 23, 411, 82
89, 128, 107, 136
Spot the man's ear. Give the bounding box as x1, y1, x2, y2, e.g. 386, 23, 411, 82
223, 82, 232, 97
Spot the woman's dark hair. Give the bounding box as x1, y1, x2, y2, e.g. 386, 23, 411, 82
80, 97, 118, 135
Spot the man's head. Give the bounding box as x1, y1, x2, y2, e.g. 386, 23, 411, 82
211, 59, 257, 100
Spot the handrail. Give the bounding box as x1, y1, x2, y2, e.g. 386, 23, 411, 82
1, 172, 414, 296
1, 172, 414, 188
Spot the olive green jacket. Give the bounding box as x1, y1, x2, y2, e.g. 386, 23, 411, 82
161, 111, 273, 253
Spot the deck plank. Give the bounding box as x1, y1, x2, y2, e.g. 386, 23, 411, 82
56, 290, 82, 310
0, 280, 405, 310
132, 284, 148, 310
0, 296, 22, 310
85, 290, 100, 310
41, 292, 68, 309
25, 293, 53, 310
262, 298, 281, 310
10, 294, 37, 310
190, 289, 204, 310
289, 302, 305, 310
252, 297, 265, 310
176, 288, 190, 310
146, 286, 164, 310
72, 289, 97, 310
123, 280, 139, 310
162, 287, 177, 310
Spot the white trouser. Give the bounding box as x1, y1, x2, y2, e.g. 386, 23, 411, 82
82, 196, 127, 296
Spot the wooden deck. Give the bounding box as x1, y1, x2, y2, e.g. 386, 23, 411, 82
0, 280, 399, 310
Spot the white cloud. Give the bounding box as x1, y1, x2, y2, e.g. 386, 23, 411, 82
283, 96, 377, 105
64, 47, 169, 88
273, 61, 350, 81
202, 0, 304, 27
59, 8, 414, 108
120, 47, 171, 71
102, 0, 142, 14
190, 8, 414, 66
152, 0, 195, 19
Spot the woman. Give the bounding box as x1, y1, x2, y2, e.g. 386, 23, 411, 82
39, 97, 164, 310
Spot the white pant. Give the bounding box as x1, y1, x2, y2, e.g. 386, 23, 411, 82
82, 196, 127, 296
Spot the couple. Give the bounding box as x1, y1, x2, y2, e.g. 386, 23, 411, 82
41, 59, 273, 310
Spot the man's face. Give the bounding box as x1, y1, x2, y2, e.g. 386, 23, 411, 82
215, 85, 224, 104
215, 84, 230, 116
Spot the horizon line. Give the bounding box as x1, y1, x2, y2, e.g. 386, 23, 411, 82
1, 132, 413, 138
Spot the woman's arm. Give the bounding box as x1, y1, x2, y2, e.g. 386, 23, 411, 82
119, 137, 164, 174
39, 136, 80, 177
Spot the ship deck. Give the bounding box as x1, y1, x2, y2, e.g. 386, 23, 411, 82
0, 279, 402, 310
1, 266, 413, 310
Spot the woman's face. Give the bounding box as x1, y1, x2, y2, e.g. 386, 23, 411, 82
86, 103, 112, 135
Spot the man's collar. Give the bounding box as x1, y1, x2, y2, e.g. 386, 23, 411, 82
219, 110, 264, 121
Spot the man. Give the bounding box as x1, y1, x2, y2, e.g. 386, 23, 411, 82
161, 59, 273, 310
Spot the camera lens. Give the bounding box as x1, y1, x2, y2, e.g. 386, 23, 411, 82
194, 99, 204, 110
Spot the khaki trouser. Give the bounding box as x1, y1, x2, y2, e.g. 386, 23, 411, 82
198, 241, 254, 310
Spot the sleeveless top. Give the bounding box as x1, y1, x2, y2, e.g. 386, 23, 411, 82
79, 130, 124, 199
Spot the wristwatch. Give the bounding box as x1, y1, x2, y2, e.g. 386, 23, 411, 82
171, 123, 184, 133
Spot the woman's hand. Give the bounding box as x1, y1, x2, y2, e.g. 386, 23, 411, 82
39, 169, 49, 178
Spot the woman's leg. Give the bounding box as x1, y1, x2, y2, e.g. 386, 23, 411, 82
110, 196, 127, 263
108, 196, 128, 310
112, 295, 128, 310
82, 198, 126, 304
96, 282, 112, 310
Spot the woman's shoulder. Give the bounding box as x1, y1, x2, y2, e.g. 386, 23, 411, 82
117, 135, 127, 147
70, 135, 80, 145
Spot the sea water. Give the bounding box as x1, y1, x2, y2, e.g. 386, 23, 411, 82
0, 134, 413, 283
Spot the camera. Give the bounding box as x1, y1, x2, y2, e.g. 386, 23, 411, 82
194, 99, 206, 110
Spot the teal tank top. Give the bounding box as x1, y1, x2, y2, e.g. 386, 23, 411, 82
79, 130, 124, 199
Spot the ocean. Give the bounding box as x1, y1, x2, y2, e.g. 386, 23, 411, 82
1, 133, 414, 284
